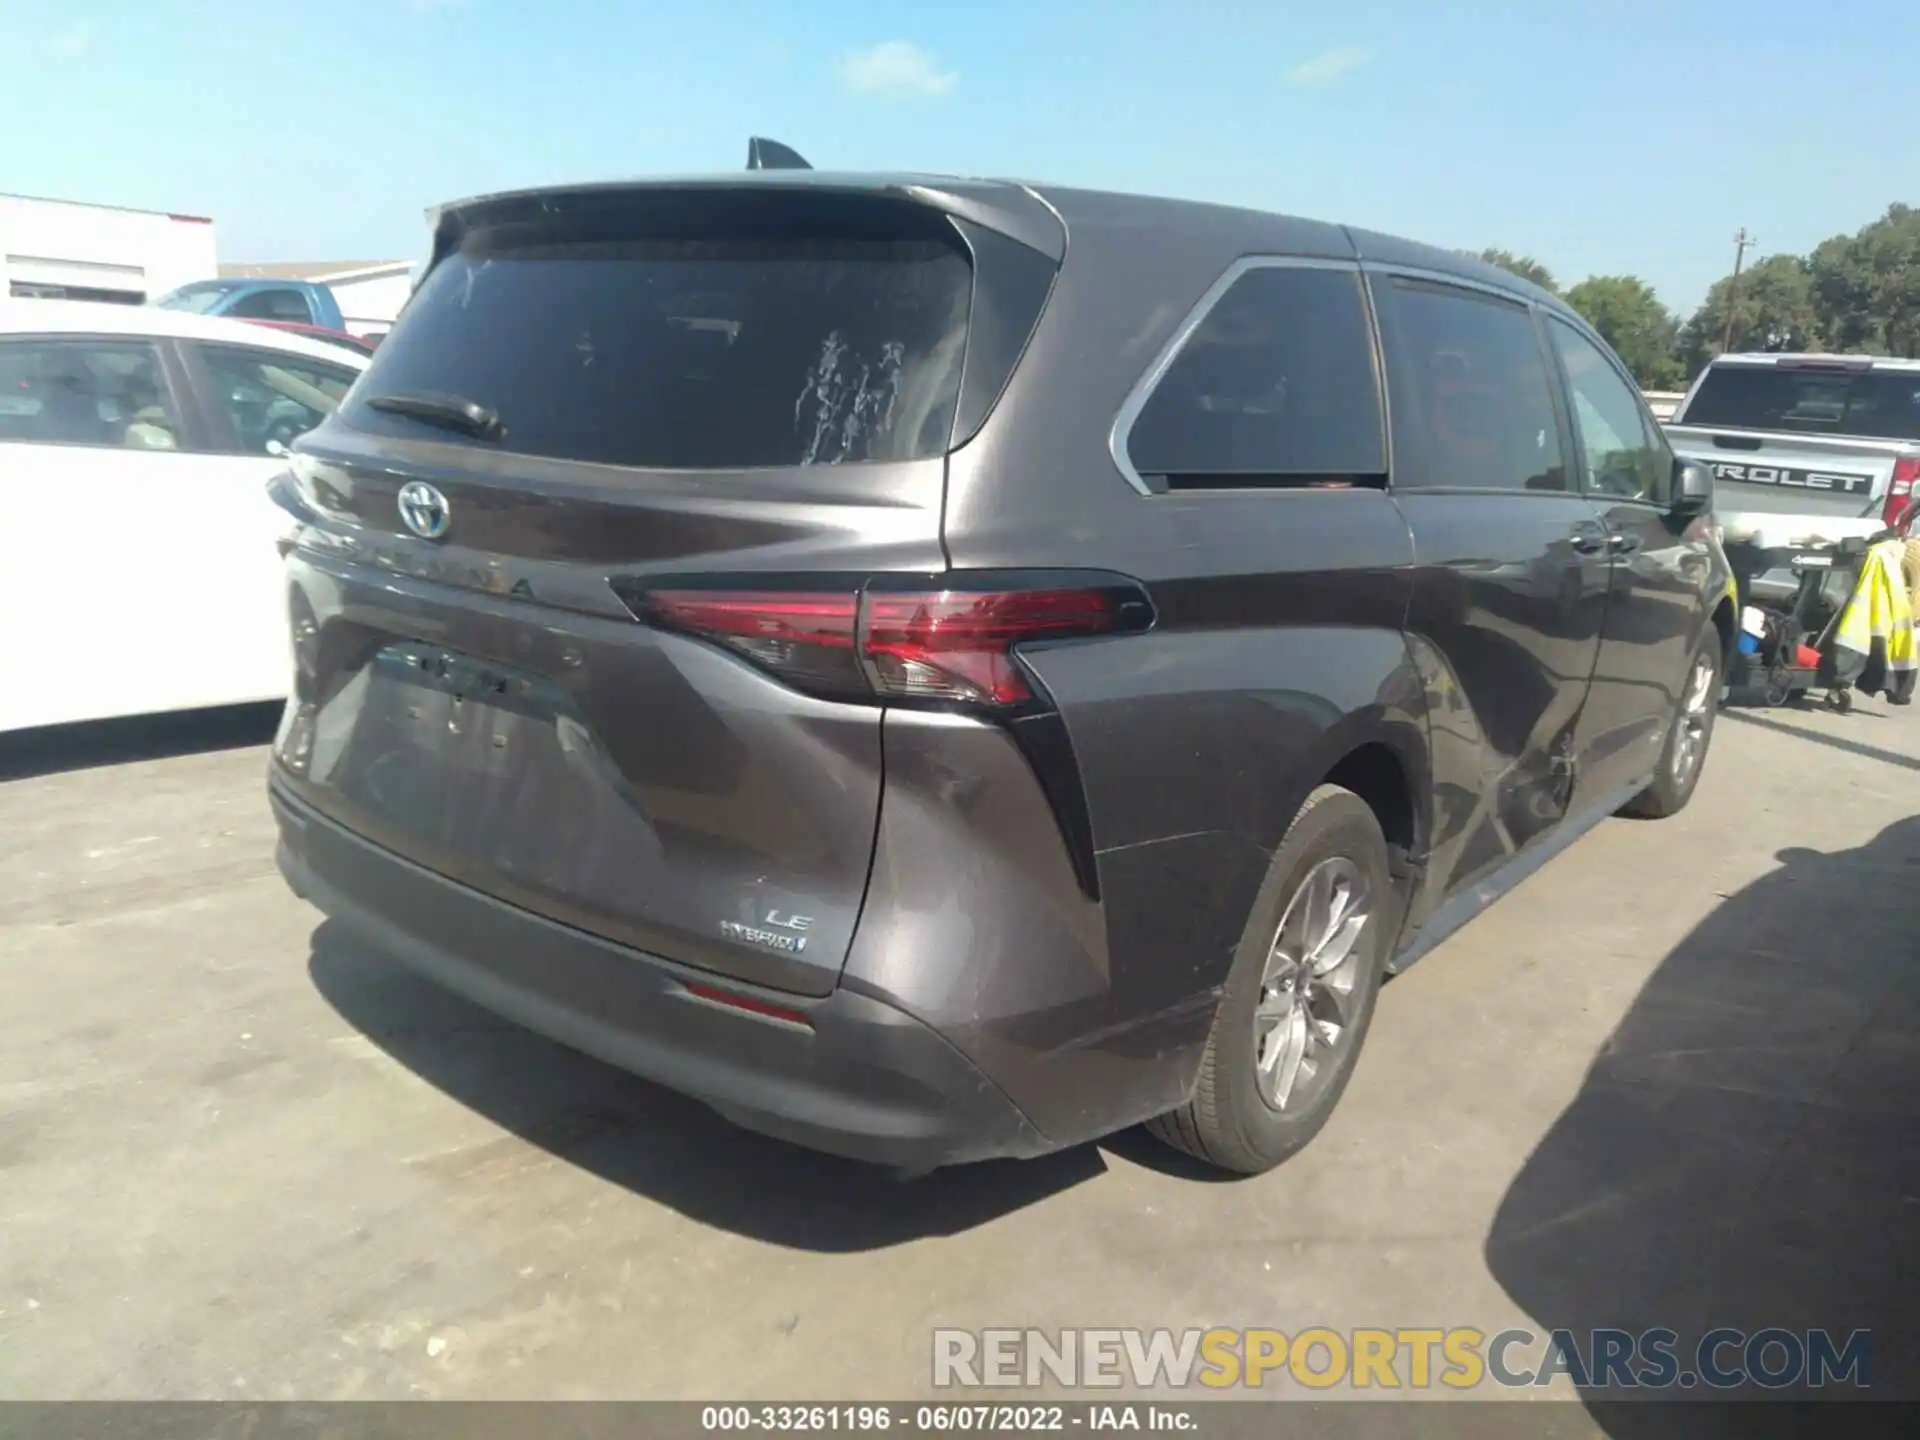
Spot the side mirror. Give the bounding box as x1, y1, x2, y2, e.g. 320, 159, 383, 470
1671, 458, 1713, 516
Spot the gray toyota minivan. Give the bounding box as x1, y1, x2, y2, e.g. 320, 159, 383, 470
269, 161, 1731, 1175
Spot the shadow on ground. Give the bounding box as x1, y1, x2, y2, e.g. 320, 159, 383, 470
1487, 810, 1920, 1433
1721, 706, 1920, 774
0, 701, 283, 781
308, 920, 1107, 1251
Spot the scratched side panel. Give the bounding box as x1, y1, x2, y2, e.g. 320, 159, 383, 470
842, 488, 1424, 1144
1025, 574, 1423, 1067
844, 596, 1429, 1148
906, 193, 1428, 1139
839, 712, 1167, 1144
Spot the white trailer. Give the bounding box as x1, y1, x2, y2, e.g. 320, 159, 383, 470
0, 193, 217, 306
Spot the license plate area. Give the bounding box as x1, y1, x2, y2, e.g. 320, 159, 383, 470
278, 539, 888, 998
362, 643, 588, 785
294, 641, 663, 920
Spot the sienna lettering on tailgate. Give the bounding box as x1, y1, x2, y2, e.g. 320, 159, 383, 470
1709, 462, 1874, 495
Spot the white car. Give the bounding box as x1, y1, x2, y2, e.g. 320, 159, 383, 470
0, 299, 370, 733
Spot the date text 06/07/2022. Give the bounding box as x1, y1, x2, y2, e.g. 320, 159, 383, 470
700, 1405, 1196, 1432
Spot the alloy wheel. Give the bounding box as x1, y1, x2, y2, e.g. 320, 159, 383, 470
1253, 856, 1372, 1112
1672, 652, 1717, 786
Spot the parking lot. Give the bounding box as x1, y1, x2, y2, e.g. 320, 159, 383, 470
2, 698, 1917, 1409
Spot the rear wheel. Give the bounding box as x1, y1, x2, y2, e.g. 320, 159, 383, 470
1147, 785, 1391, 1175
1622, 633, 1721, 819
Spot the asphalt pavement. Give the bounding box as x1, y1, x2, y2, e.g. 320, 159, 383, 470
2, 695, 1916, 1429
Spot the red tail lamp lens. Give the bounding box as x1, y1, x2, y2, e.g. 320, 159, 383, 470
646, 591, 858, 648
639, 582, 1135, 708
861, 588, 1118, 705
1884, 457, 1920, 530
645, 590, 865, 697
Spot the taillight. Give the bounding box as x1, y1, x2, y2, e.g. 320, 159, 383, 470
644, 590, 864, 697
861, 588, 1119, 705
626, 576, 1152, 710
1884, 456, 1920, 529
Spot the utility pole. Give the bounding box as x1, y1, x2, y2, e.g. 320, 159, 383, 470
1721, 228, 1755, 353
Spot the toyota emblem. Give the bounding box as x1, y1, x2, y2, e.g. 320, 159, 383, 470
397, 480, 451, 540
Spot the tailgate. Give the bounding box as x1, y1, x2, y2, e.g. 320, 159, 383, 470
1667, 356, 1920, 521
274, 522, 899, 998
1665, 424, 1897, 519
269, 183, 1054, 996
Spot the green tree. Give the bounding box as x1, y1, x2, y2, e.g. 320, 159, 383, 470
1564, 275, 1684, 389
1810, 231, 1878, 353
1679, 253, 1822, 377
1809, 204, 1920, 357
1472, 248, 1558, 294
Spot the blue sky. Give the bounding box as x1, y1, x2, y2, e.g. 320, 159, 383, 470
3, 0, 1914, 315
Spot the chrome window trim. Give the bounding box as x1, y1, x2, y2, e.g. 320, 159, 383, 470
1362, 261, 1541, 309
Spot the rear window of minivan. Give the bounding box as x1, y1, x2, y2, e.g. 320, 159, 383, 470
1681, 363, 1920, 441
341, 193, 973, 469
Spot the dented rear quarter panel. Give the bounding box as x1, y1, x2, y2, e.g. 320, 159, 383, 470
850, 189, 1433, 1145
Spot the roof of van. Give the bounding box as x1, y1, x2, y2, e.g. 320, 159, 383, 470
424, 171, 1569, 316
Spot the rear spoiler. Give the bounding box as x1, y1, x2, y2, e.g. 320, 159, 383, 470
1772, 356, 1875, 373
419, 143, 1066, 271
421, 136, 815, 230
746, 136, 811, 171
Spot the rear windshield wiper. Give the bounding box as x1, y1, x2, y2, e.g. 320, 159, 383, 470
363, 391, 505, 442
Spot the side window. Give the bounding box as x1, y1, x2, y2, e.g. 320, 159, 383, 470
227, 287, 315, 323
1547, 319, 1668, 504
1375, 278, 1567, 493
0, 339, 182, 451
1125, 265, 1384, 486
197, 346, 356, 455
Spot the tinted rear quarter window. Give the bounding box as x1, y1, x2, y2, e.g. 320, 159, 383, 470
1681, 364, 1920, 441
342, 194, 974, 470
1125, 264, 1384, 488
1375, 278, 1567, 493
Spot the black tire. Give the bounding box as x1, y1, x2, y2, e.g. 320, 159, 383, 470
1146, 785, 1392, 1175
1622, 631, 1723, 820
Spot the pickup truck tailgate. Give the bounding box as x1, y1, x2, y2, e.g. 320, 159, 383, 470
1665, 424, 1901, 520
1665, 355, 1920, 525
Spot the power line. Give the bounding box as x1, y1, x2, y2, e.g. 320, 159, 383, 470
1721, 228, 1755, 352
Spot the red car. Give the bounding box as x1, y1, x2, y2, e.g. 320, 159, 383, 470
240, 319, 379, 357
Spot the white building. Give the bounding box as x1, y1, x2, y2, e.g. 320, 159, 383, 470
217, 260, 417, 339
0, 193, 218, 305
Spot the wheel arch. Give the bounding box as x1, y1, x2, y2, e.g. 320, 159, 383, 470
1273, 704, 1429, 855
1279, 714, 1432, 956
1710, 592, 1738, 670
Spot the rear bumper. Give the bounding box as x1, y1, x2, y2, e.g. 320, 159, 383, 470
270, 779, 1053, 1169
